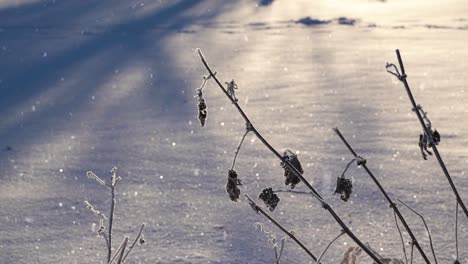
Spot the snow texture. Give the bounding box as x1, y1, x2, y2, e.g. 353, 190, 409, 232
0, 0, 467, 263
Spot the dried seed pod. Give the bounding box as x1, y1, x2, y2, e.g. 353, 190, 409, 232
432, 129, 440, 145
335, 177, 353, 202
197, 89, 207, 127
226, 169, 242, 201
281, 150, 303, 189
258, 187, 280, 212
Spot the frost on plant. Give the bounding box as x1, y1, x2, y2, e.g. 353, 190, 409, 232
196, 72, 216, 127
87, 171, 106, 186
259, 187, 280, 212
226, 169, 242, 201
414, 105, 441, 160
225, 79, 238, 102
281, 150, 303, 189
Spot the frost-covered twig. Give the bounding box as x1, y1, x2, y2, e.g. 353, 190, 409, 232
397, 199, 438, 264
231, 124, 252, 170
255, 223, 287, 263
316, 230, 345, 264
393, 210, 408, 264
333, 127, 431, 263
197, 48, 384, 264
108, 236, 128, 264
245, 194, 319, 262
387, 49, 468, 218
122, 223, 146, 262
85, 168, 144, 264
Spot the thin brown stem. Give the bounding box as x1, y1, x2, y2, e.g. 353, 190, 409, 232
397, 199, 438, 264
393, 210, 408, 264
108, 184, 116, 263
197, 49, 384, 264
231, 129, 250, 170
245, 194, 318, 262
388, 49, 468, 218
316, 231, 345, 264
108, 237, 129, 264
455, 201, 459, 261
333, 127, 431, 263
121, 223, 146, 262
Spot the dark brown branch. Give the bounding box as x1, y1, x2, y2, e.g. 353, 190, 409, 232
333, 127, 431, 263
398, 199, 438, 264
388, 49, 468, 218
245, 195, 318, 262
197, 49, 384, 264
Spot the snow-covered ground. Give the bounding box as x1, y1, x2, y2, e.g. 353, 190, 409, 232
0, 0, 467, 263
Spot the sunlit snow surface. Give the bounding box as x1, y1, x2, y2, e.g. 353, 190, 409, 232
0, 0, 467, 263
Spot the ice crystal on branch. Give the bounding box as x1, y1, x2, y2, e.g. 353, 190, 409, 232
226, 169, 242, 201
225, 79, 238, 102
195, 72, 216, 127
259, 188, 280, 212
413, 105, 441, 160
281, 150, 303, 189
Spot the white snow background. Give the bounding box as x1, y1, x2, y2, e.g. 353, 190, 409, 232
0, 0, 467, 263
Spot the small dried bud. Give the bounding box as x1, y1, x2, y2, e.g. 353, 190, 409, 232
454, 260, 460, 264
335, 177, 353, 202
258, 188, 280, 212
432, 129, 440, 145
196, 89, 207, 127
281, 150, 303, 189
226, 169, 242, 201
139, 234, 146, 245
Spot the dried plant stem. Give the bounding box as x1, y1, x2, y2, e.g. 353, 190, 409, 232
455, 201, 459, 261
231, 129, 250, 170
108, 181, 116, 263
333, 127, 431, 263
273, 189, 312, 195
108, 236, 129, 264
198, 49, 384, 264
122, 223, 146, 262
393, 210, 408, 264
245, 194, 319, 262
316, 231, 346, 264
397, 199, 438, 264
388, 49, 468, 218
116, 237, 128, 264
410, 242, 415, 264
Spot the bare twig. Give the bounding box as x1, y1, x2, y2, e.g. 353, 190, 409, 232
410, 242, 415, 264
397, 199, 438, 263
255, 223, 287, 263
108, 237, 128, 264
393, 210, 408, 264
197, 49, 384, 264
107, 167, 120, 263
116, 237, 128, 264
121, 223, 146, 262
245, 194, 319, 262
316, 231, 346, 264
455, 201, 459, 262
231, 126, 251, 170
387, 49, 468, 218
333, 127, 431, 263
273, 189, 312, 195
